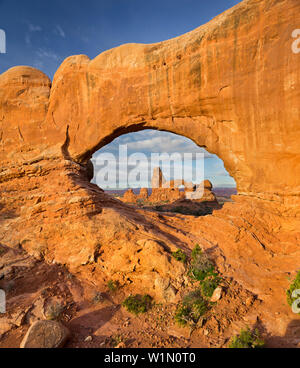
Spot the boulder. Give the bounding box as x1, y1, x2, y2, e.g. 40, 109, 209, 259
210, 287, 223, 303
20, 320, 70, 348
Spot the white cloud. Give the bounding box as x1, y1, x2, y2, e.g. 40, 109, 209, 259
125, 135, 212, 157
24, 22, 42, 47
36, 48, 60, 61
91, 130, 231, 188
54, 25, 65, 38
28, 23, 42, 32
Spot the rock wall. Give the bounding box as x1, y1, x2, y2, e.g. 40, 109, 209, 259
0, 0, 300, 336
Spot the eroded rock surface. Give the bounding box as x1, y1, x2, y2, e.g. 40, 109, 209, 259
0, 0, 299, 340
20, 320, 70, 348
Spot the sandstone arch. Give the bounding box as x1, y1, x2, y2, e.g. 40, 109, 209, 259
1, 0, 299, 200
0, 0, 300, 337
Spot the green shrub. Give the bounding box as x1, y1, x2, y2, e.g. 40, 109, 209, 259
286, 271, 300, 313
175, 290, 208, 326
228, 327, 265, 348
107, 280, 119, 292
172, 249, 187, 264
110, 334, 126, 347
191, 244, 202, 260
201, 276, 221, 298
122, 294, 152, 315
188, 245, 215, 281
46, 302, 64, 320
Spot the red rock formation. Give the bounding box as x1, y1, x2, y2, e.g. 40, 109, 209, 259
138, 188, 149, 201
148, 188, 185, 204
122, 189, 137, 203
0, 0, 300, 338
121, 169, 214, 205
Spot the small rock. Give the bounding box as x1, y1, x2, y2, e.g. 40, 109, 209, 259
210, 287, 223, 302
11, 309, 28, 327
167, 328, 190, 339
20, 320, 70, 348
84, 335, 93, 342
203, 329, 209, 336
245, 296, 254, 307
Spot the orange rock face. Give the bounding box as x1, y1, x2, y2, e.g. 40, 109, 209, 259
148, 188, 185, 203
138, 188, 149, 200
122, 189, 137, 203
0, 0, 300, 338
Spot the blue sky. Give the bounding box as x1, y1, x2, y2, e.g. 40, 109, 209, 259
0, 0, 239, 188
0, 0, 240, 78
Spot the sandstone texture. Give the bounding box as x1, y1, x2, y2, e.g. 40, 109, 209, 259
0, 0, 299, 341
20, 320, 70, 348
122, 189, 137, 203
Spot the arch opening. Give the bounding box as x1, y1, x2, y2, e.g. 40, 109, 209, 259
91, 129, 236, 216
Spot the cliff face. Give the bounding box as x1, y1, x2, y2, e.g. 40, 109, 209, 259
0, 0, 300, 337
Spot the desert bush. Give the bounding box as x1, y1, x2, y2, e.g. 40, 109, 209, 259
46, 302, 64, 320
201, 276, 221, 298
172, 249, 187, 264
286, 271, 300, 313
228, 327, 265, 348
188, 244, 215, 281
110, 334, 126, 347
122, 294, 152, 315
92, 292, 104, 304
175, 290, 208, 326
107, 280, 119, 292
